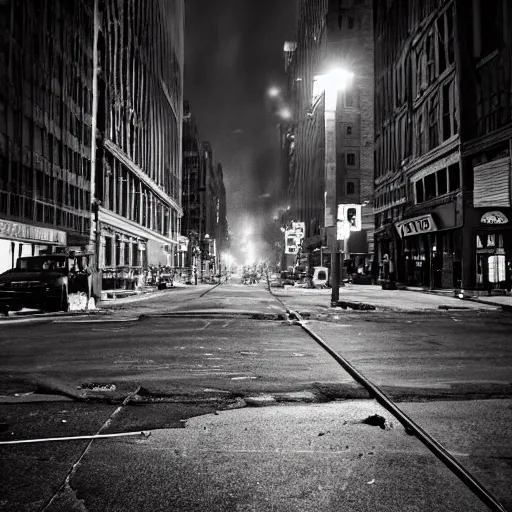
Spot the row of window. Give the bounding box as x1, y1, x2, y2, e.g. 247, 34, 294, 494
102, 155, 180, 239
0, 190, 90, 233
104, 238, 141, 268
101, 0, 182, 205
414, 163, 460, 203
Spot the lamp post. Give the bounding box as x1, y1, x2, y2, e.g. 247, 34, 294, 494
312, 68, 354, 305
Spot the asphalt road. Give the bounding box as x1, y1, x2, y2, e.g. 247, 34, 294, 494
0, 283, 510, 511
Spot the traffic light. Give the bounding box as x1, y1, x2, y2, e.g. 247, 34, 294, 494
339, 204, 362, 231
347, 208, 357, 228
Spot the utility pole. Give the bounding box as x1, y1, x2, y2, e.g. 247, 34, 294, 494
314, 69, 353, 306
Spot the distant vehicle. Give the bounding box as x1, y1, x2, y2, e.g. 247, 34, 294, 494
280, 271, 298, 287
312, 266, 329, 288
0, 252, 102, 315
269, 273, 283, 288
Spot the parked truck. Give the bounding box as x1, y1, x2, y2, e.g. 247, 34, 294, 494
0, 250, 102, 316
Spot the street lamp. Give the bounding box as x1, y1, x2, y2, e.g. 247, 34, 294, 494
268, 86, 281, 98
313, 68, 354, 305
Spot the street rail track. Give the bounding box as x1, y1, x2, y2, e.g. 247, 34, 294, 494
268, 285, 506, 511
265, 276, 507, 510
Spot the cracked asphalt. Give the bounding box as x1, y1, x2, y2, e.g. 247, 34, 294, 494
0, 283, 511, 511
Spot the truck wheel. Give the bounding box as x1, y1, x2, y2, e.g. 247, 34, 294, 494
45, 288, 68, 312
61, 289, 69, 312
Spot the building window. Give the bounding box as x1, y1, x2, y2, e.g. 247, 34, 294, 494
132, 243, 139, 266
415, 180, 424, 203
424, 173, 436, 200
348, 17, 354, 29
115, 241, 121, 266
437, 168, 448, 195
346, 181, 355, 195
448, 163, 460, 191
105, 237, 112, 266
428, 94, 439, 149
346, 153, 356, 166
124, 242, 130, 265
346, 125, 352, 135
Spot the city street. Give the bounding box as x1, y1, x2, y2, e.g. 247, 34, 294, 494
0, 283, 511, 511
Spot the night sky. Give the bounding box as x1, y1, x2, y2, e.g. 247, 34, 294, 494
184, 0, 298, 257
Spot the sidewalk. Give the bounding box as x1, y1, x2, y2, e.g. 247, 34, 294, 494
274, 284, 508, 313
404, 285, 512, 310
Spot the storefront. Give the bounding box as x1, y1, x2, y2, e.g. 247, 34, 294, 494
396, 203, 463, 289
98, 208, 176, 291
0, 219, 67, 274
473, 210, 512, 292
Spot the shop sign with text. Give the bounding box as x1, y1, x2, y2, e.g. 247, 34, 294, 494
0, 219, 67, 245
395, 215, 437, 238
480, 211, 508, 225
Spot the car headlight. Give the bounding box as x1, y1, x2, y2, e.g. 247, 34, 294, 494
0, 282, 8, 288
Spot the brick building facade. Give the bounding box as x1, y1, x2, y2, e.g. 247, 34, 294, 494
374, 0, 512, 292
283, 0, 375, 273
182, 105, 229, 280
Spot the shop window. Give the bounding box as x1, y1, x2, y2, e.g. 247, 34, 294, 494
124, 242, 130, 265
132, 243, 139, 266
105, 237, 112, 266
415, 180, 424, 203
115, 241, 121, 266
488, 255, 506, 283
424, 173, 436, 200
448, 163, 460, 191
437, 168, 447, 195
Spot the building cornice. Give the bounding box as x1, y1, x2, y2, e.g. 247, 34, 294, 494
98, 207, 177, 245
104, 139, 183, 216
462, 124, 512, 157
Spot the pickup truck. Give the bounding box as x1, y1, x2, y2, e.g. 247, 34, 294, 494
0, 253, 102, 315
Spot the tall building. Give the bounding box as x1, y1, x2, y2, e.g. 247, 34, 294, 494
181, 105, 229, 280
283, 0, 375, 273
0, 1, 95, 273
181, 101, 205, 268
373, 0, 511, 292
95, 0, 184, 289
0, 0, 185, 288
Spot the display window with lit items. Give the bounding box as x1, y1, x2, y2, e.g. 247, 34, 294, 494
475, 231, 512, 293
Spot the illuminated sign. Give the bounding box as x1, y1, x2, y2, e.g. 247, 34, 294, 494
337, 204, 362, 231
480, 211, 508, 225
0, 219, 67, 245
395, 214, 437, 238
285, 222, 305, 254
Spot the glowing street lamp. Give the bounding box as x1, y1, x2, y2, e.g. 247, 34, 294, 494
312, 68, 354, 305
267, 86, 281, 98
278, 107, 292, 120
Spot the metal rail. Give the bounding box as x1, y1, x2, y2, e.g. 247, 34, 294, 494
285, 309, 507, 512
